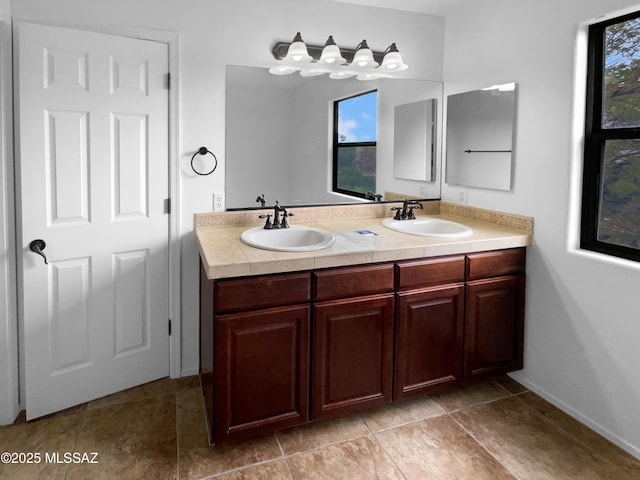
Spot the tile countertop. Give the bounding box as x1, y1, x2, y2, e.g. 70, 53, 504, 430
196, 203, 533, 280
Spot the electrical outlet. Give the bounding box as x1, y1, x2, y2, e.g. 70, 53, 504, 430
457, 189, 468, 204
213, 192, 225, 212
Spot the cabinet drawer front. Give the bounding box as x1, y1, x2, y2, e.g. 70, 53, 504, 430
396, 255, 465, 290
466, 248, 526, 280
313, 263, 394, 301
214, 272, 310, 313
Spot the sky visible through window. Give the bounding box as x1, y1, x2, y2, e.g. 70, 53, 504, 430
603, 17, 640, 128
337, 91, 378, 143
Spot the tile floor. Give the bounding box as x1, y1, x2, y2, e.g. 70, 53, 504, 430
1, 375, 639, 480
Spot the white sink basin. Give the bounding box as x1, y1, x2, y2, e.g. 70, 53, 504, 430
240, 225, 336, 252
381, 217, 473, 238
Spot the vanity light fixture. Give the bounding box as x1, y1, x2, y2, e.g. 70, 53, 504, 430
269, 32, 408, 81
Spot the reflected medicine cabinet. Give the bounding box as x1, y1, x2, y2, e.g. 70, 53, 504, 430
393, 99, 437, 182
445, 85, 517, 191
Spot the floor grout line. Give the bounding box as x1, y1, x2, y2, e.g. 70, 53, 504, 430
62, 405, 89, 480
448, 411, 522, 480
368, 430, 410, 480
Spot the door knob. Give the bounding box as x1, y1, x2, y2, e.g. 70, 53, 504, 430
29, 239, 48, 265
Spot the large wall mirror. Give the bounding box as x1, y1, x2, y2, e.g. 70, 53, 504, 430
445, 84, 517, 191
225, 65, 443, 209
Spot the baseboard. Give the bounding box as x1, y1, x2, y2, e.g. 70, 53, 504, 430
508, 372, 640, 460
179, 366, 199, 378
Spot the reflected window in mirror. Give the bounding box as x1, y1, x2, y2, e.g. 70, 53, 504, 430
333, 90, 378, 199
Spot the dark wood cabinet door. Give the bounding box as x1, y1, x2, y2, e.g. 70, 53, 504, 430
312, 294, 394, 420
395, 283, 465, 399
464, 274, 525, 381
214, 305, 310, 443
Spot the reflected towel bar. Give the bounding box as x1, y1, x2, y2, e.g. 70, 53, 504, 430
464, 149, 512, 153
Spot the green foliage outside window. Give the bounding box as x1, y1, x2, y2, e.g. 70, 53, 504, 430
336, 146, 376, 195
596, 18, 640, 250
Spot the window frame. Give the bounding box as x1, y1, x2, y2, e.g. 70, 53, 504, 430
581, 11, 640, 262
332, 90, 377, 199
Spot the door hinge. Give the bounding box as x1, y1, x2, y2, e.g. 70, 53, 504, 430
168, 319, 172, 336
164, 198, 171, 214
166, 73, 171, 90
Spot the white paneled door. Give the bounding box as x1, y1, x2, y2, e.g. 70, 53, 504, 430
17, 23, 170, 419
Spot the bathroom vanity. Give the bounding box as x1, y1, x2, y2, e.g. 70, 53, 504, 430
196, 202, 531, 444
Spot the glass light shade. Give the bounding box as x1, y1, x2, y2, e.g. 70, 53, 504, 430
318, 35, 346, 65
329, 71, 356, 80
356, 73, 380, 81
284, 32, 312, 63
300, 69, 325, 77
481, 82, 516, 91
380, 43, 408, 71
269, 65, 297, 75
351, 40, 378, 68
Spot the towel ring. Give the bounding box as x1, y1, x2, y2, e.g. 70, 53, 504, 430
191, 147, 218, 176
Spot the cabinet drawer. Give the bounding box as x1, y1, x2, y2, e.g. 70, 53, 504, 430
396, 255, 465, 290
313, 263, 394, 301
466, 248, 526, 280
214, 272, 311, 313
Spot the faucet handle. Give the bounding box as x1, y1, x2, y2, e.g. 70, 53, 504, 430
390, 207, 403, 220
280, 210, 293, 228
258, 214, 272, 229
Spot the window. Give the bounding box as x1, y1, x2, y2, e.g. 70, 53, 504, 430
333, 90, 378, 198
582, 12, 640, 262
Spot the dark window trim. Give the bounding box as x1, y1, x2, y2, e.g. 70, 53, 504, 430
581, 11, 640, 262
332, 90, 377, 199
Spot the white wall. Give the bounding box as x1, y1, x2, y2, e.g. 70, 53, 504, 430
442, 0, 640, 457
7, 0, 443, 384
